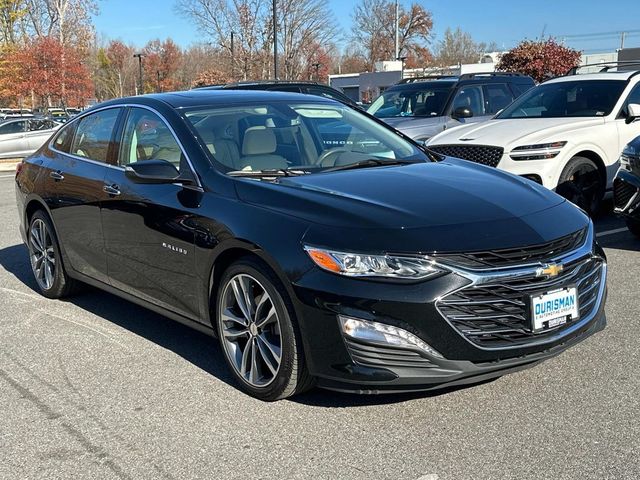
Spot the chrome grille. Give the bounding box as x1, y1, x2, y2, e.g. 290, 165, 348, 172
437, 256, 604, 348
344, 338, 437, 369
435, 228, 587, 270
613, 177, 637, 211
428, 144, 504, 167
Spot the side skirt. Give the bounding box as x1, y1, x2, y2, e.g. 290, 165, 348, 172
68, 270, 216, 338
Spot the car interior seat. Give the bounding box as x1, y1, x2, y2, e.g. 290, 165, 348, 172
240, 126, 288, 171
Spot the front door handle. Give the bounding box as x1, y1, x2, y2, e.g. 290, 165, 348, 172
49, 170, 64, 181
103, 184, 121, 196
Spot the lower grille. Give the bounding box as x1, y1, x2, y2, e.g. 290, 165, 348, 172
437, 256, 604, 348
428, 144, 504, 167
613, 177, 638, 210
344, 338, 437, 369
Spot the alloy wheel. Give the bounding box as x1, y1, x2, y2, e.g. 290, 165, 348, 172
29, 218, 56, 291
562, 164, 601, 212
219, 273, 282, 387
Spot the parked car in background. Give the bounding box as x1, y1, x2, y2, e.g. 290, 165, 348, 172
367, 73, 535, 142
427, 64, 640, 215
0, 118, 60, 158
613, 133, 640, 237
195, 80, 359, 108
16, 90, 606, 401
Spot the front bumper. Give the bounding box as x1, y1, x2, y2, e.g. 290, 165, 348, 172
290, 230, 607, 393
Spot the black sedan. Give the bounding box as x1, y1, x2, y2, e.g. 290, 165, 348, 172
15, 90, 607, 400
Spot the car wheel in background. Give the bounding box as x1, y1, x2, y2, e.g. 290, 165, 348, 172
27, 210, 79, 298
215, 257, 314, 401
626, 217, 640, 239
555, 156, 604, 216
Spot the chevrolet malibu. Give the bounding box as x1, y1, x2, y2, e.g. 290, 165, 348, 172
15, 90, 607, 401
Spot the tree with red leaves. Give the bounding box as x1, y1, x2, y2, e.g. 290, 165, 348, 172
13, 36, 93, 107
497, 39, 581, 83
143, 39, 183, 93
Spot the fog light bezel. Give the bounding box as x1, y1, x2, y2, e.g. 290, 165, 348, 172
338, 315, 443, 359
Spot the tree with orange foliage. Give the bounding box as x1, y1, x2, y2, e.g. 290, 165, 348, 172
13, 36, 93, 107
143, 38, 183, 93
497, 39, 581, 83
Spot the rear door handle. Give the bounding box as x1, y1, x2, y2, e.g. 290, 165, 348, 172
49, 170, 64, 181
103, 184, 121, 196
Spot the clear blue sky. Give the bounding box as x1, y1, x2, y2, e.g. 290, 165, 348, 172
93, 0, 640, 53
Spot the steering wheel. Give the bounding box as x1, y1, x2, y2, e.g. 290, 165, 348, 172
316, 147, 351, 166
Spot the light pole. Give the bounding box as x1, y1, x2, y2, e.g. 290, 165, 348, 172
272, 0, 278, 79
397, 56, 407, 79
312, 62, 321, 81
230, 31, 235, 80
133, 53, 145, 95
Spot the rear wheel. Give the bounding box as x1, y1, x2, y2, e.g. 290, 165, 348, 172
215, 257, 313, 400
27, 210, 79, 298
626, 217, 640, 239
555, 156, 604, 216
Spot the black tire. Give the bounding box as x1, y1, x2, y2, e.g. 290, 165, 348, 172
555, 156, 604, 216
27, 210, 80, 299
215, 257, 314, 401
626, 217, 640, 239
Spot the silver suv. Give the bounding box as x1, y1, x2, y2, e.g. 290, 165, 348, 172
368, 73, 535, 142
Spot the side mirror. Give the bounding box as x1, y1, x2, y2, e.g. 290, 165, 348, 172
627, 103, 640, 123
125, 159, 194, 185
452, 106, 473, 119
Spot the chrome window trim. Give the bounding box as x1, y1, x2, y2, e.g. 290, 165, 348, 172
49, 103, 203, 188
433, 221, 607, 351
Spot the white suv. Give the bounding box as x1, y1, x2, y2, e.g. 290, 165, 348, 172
426, 67, 640, 213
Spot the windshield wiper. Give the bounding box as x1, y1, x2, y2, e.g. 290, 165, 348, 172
322, 158, 415, 173
227, 168, 308, 178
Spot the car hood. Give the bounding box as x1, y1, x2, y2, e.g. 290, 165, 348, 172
234, 160, 588, 251
378, 116, 445, 139
428, 117, 604, 150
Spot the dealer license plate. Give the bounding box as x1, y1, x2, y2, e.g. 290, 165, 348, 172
530, 287, 579, 332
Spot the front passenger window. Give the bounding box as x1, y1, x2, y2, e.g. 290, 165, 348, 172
70, 108, 120, 162
119, 108, 185, 172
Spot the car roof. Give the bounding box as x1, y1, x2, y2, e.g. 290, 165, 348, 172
97, 89, 339, 110
389, 74, 534, 91
546, 71, 639, 83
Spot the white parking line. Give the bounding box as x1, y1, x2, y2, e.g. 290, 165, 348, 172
0, 174, 15, 178
596, 227, 629, 238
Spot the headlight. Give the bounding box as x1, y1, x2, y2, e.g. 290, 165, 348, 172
621, 145, 639, 170
304, 246, 443, 280
510, 141, 567, 160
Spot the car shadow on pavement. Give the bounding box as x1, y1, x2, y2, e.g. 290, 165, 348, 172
0, 243, 236, 390
0, 242, 496, 406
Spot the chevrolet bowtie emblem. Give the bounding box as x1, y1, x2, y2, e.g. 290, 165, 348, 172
537, 263, 564, 278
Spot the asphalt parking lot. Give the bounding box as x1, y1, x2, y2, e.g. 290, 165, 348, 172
0, 173, 638, 480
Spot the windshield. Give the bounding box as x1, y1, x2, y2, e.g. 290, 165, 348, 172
368, 86, 453, 118
183, 102, 427, 174
496, 80, 626, 119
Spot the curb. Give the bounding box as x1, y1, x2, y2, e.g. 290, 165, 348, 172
0, 160, 20, 172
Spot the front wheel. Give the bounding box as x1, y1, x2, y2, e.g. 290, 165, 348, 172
215, 258, 313, 401
555, 156, 604, 216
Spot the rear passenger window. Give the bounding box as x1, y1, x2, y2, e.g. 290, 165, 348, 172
484, 84, 514, 114
118, 108, 185, 172
452, 85, 486, 116
70, 109, 120, 163
52, 124, 75, 153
